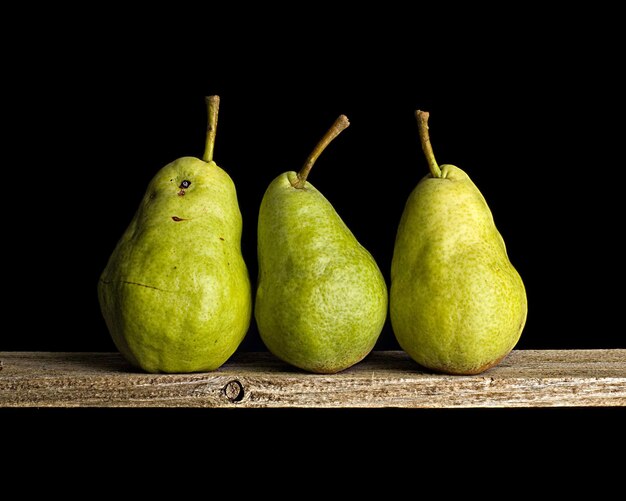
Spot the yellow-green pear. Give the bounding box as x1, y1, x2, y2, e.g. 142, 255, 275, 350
390, 110, 527, 375
256, 116, 388, 373
98, 96, 252, 373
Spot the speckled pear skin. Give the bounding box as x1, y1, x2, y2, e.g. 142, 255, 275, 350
98, 157, 252, 373
256, 171, 388, 374
391, 164, 527, 375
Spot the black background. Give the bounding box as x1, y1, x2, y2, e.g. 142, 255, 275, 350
6, 32, 623, 353
2, 12, 625, 445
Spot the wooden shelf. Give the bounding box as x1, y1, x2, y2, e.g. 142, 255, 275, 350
1, 350, 625, 408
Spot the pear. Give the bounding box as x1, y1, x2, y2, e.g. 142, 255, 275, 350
256, 115, 388, 373
98, 96, 252, 373
390, 111, 527, 375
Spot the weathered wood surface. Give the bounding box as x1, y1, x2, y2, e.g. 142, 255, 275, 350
0, 350, 624, 408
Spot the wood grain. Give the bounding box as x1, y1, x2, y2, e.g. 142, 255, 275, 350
0, 350, 624, 408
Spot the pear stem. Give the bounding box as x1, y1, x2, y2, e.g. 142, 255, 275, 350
415, 110, 442, 178
292, 115, 350, 189
203, 95, 220, 163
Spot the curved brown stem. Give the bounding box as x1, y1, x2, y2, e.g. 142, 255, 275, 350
203, 95, 220, 162
415, 110, 442, 178
292, 115, 350, 189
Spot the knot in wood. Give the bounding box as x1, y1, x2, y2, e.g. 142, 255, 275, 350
223, 380, 244, 403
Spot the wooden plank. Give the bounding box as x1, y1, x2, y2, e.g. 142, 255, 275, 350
0, 350, 624, 408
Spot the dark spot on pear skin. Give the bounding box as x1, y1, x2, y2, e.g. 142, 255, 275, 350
172, 216, 188, 222
219, 237, 225, 241
178, 180, 191, 196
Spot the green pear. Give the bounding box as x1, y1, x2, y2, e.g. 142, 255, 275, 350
98, 96, 252, 373
256, 115, 388, 373
390, 110, 527, 375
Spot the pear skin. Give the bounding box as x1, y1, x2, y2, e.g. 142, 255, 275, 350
98, 96, 252, 373
390, 111, 527, 375
256, 116, 388, 374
